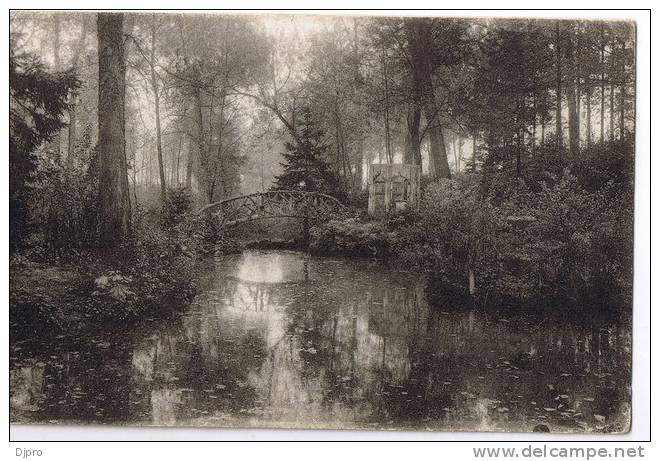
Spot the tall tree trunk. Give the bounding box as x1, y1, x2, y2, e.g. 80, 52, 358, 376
452, 135, 458, 173
619, 39, 627, 139
150, 17, 167, 204
586, 84, 592, 148
541, 111, 546, 145
334, 96, 342, 174
405, 18, 450, 179
188, 89, 204, 190
405, 105, 422, 166
97, 12, 130, 247
555, 21, 563, 147
575, 30, 581, 149
51, 14, 62, 157
176, 135, 183, 186
457, 137, 463, 173
352, 18, 364, 190
516, 127, 522, 177
66, 17, 89, 166
425, 122, 450, 178
600, 24, 606, 143
609, 77, 615, 142
382, 53, 392, 164
565, 25, 579, 156
532, 93, 537, 156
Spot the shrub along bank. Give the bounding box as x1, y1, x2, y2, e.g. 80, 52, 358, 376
309, 142, 633, 315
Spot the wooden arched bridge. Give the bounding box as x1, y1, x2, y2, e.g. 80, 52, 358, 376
197, 190, 347, 228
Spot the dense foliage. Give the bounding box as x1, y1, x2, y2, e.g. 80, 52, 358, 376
311, 139, 634, 313
10, 48, 80, 252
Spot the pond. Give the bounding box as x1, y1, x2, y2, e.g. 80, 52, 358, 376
10, 250, 631, 432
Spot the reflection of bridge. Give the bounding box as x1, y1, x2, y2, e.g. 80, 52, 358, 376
197, 190, 347, 228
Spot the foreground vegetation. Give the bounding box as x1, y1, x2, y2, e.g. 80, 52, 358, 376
10, 194, 202, 339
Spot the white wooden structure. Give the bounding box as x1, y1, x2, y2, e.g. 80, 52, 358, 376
367, 164, 421, 216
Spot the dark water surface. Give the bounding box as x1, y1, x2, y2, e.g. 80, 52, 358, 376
10, 250, 631, 432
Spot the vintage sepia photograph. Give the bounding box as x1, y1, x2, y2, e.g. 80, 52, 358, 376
9, 10, 636, 435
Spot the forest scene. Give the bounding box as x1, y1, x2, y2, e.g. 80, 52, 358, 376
10, 11, 635, 433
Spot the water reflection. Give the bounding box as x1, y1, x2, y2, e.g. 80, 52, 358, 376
10, 250, 631, 432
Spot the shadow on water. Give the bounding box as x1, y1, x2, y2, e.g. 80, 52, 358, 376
10, 250, 631, 432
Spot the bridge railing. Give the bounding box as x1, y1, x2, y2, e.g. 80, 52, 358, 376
197, 190, 347, 227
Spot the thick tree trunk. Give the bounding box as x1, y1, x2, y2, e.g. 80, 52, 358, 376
96, 12, 131, 248
405, 105, 422, 166
405, 18, 450, 179
425, 121, 450, 178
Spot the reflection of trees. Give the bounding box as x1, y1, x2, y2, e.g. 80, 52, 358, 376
18, 340, 137, 423
151, 388, 182, 425
10, 251, 630, 429
10, 361, 45, 415
236, 259, 430, 424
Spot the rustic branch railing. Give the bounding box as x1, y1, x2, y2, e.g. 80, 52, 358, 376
197, 190, 347, 228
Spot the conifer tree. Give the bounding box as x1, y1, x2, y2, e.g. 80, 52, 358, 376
273, 106, 346, 200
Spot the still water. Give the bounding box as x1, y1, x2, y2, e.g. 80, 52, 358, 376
10, 250, 631, 432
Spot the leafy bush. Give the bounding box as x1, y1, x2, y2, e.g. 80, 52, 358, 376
394, 175, 502, 304
309, 217, 396, 257
396, 162, 633, 313
23, 133, 98, 262
570, 139, 634, 193
162, 186, 194, 227
84, 208, 198, 321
